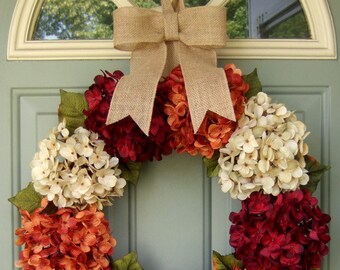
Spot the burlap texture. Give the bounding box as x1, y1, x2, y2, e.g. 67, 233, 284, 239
106, 0, 235, 135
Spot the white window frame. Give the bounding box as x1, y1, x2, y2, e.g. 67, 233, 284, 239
7, 0, 337, 60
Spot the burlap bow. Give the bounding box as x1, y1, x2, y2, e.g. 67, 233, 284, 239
106, 0, 236, 135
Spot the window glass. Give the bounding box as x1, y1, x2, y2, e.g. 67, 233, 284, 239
133, 0, 210, 8
261, 10, 310, 39
32, 0, 310, 40
226, 0, 311, 39
33, 0, 116, 40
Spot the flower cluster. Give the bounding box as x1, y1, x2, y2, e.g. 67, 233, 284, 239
83, 70, 173, 162
229, 190, 331, 270
15, 199, 115, 270
31, 121, 126, 210
10, 62, 332, 270
218, 92, 309, 199
160, 64, 249, 159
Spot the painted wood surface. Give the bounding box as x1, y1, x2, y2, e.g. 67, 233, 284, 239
1, 0, 339, 269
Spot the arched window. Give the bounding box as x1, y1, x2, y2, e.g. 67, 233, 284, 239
7, 0, 336, 60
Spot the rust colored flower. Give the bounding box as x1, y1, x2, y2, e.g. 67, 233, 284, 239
229, 189, 331, 270
15, 199, 116, 270
160, 65, 249, 159
84, 65, 248, 162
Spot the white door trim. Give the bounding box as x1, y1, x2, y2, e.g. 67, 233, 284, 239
7, 0, 337, 60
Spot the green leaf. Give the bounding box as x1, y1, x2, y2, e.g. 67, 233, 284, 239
120, 161, 142, 185
8, 183, 42, 213
41, 201, 58, 215
212, 251, 244, 270
58, 89, 88, 133
303, 155, 330, 194
243, 69, 263, 99
112, 252, 144, 270
203, 151, 220, 177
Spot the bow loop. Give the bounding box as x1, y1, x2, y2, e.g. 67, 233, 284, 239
162, 0, 185, 12
113, 8, 163, 51
107, 0, 235, 135
178, 7, 227, 47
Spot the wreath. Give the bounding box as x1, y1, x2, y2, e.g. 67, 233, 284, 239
9, 1, 331, 270
9, 64, 330, 270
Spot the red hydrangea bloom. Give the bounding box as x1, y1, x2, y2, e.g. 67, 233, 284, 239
159, 64, 249, 159
83, 70, 173, 162
84, 65, 247, 162
15, 199, 116, 270
229, 189, 331, 270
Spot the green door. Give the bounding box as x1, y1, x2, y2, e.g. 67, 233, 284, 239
1, 0, 339, 269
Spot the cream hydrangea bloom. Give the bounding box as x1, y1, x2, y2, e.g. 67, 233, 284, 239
218, 92, 310, 200
31, 121, 126, 210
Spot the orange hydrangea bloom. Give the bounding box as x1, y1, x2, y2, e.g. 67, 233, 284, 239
15, 199, 115, 270
160, 64, 249, 159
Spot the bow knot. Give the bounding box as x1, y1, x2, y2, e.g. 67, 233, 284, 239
106, 0, 236, 135
164, 12, 180, 41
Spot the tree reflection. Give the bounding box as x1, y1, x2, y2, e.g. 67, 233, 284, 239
33, 0, 310, 40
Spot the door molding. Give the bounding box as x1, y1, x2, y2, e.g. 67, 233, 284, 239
7, 0, 337, 60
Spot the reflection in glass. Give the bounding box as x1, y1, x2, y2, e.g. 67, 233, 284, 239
226, 0, 311, 39
33, 0, 116, 40
134, 0, 210, 8
32, 0, 311, 41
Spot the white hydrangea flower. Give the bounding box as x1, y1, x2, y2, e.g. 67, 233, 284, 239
89, 142, 110, 169
218, 92, 310, 199
74, 133, 93, 157
31, 121, 126, 210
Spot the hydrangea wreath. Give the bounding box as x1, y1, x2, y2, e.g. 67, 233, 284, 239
9, 64, 330, 270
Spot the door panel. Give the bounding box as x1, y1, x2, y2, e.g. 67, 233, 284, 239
1, 1, 339, 270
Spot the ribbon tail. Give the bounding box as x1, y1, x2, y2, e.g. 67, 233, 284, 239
163, 42, 180, 77
179, 43, 236, 133
106, 43, 167, 135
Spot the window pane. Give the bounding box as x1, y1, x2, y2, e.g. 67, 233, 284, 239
33, 0, 116, 40
262, 10, 310, 38
32, 0, 311, 41
133, 0, 210, 8
226, 0, 311, 39
226, 0, 249, 39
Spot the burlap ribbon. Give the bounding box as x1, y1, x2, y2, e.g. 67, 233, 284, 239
106, 0, 236, 135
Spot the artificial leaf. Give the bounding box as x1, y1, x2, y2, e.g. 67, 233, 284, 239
213, 251, 244, 270
41, 201, 58, 215
8, 183, 42, 213
303, 155, 330, 194
243, 69, 262, 99
120, 161, 142, 185
203, 151, 219, 177
112, 252, 144, 270
58, 89, 88, 133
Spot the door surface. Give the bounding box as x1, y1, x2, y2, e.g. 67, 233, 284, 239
1, 1, 340, 269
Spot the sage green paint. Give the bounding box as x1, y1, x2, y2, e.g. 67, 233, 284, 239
1, 1, 340, 269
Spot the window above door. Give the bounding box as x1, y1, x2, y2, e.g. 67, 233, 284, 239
7, 0, 337, 60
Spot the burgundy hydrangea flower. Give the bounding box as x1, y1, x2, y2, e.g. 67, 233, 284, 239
229, 189, 331, 270
83, 70, 173, 162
